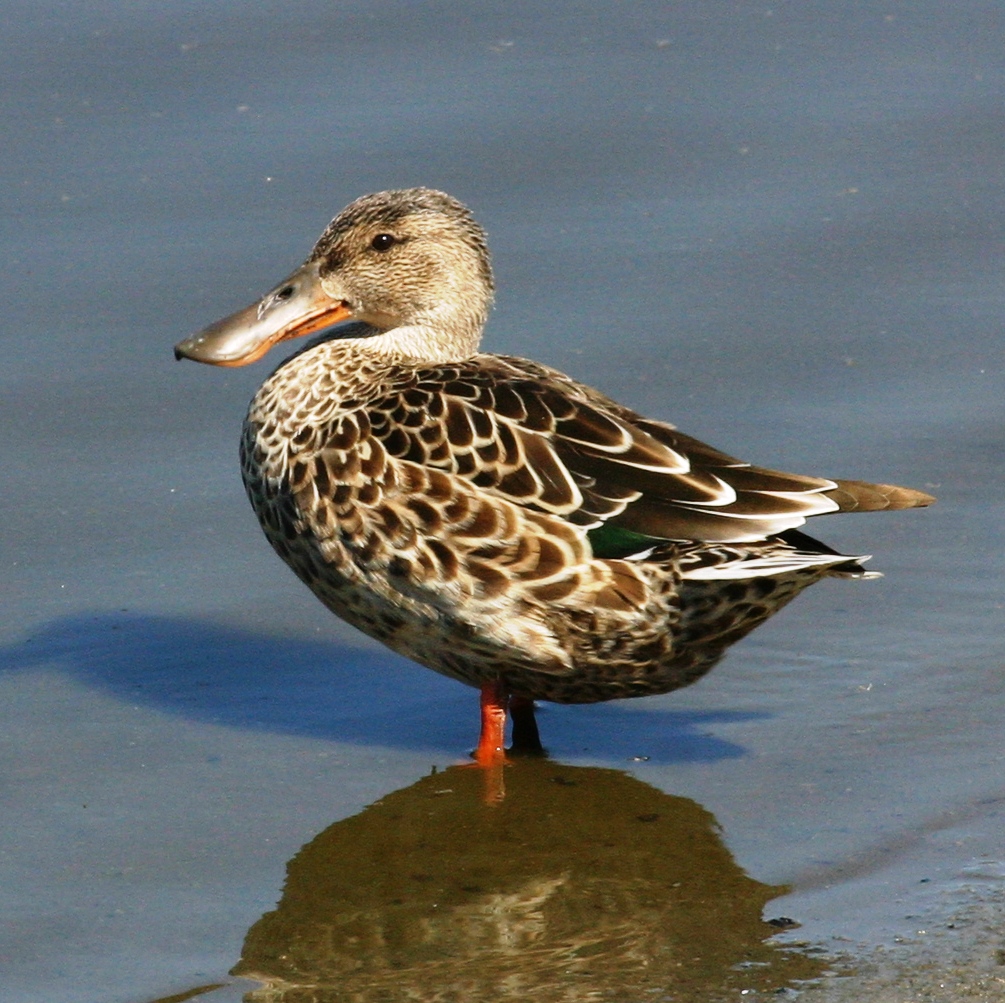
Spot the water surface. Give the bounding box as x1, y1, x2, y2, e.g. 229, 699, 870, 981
4, 2, 1004, 1000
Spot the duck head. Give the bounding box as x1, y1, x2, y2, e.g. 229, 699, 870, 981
174, 188, 494, 366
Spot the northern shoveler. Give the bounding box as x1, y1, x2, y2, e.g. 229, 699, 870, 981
175, 188, 933, 764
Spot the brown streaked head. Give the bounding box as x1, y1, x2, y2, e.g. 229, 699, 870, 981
175, 188, 494, 367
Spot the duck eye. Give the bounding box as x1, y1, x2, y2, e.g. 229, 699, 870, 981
370, 233, 397, 252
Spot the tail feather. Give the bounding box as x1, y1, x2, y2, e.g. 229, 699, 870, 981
825, 479, 935, 513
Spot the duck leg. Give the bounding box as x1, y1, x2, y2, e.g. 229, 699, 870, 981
474, 679, 509, 766
473, 683, 545, 767
509, 695, 544, 756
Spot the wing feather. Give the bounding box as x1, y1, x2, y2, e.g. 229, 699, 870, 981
356, 354, 929, 545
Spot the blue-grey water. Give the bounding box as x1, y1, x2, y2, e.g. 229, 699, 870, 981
4, 2, 1004, 1000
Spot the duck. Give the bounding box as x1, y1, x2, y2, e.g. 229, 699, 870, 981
175, 188, 934, 764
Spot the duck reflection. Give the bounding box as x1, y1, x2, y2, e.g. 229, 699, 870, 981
233, 761, 823, 1001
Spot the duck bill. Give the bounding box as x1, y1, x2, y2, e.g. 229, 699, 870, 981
174, 261, 352, 367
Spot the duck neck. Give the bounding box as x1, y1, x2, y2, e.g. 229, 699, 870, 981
360, 302, 487, 364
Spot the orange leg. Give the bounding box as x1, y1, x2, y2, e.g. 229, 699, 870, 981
474, 679, 509, 766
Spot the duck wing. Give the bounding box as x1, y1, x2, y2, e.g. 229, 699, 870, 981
365, 354, 933, 546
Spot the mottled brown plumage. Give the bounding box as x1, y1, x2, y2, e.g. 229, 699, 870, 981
176, 188, 933, 756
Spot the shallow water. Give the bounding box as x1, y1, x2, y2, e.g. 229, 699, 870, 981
4, 2, 1004, 1000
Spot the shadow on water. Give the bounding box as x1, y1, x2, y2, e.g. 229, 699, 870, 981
1, 612, 762, 763
230, 759, 826, 1002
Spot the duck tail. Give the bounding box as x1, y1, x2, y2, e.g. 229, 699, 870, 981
824, 478, 935, 513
